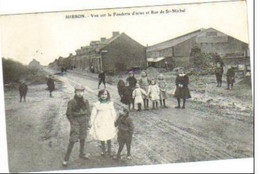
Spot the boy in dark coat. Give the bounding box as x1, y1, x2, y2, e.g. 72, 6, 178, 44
126, 72, 137, 89
62, 85, 91, 167
226, 66, 235, 90
98, 71, 106, 89
120, 86, 135, 110
117, 79, 126, 98
114, 107, 134, 160
47, 75, 55, 97
174, 69, 191, 109
19, 81, 28, 102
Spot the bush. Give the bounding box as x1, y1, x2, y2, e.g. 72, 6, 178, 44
2, 58, 41, 84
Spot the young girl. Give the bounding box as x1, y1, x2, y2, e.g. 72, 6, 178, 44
89, 89, 117, 156
173, 69, 191, 109
157, 74, 167, 107
139, 71, 150, 110
147, 79, 160, 109
132, 83, 147, 111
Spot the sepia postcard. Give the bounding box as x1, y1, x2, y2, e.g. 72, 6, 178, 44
0, 0, 254, 172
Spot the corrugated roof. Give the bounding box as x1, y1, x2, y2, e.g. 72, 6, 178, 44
147, 28, 205, 52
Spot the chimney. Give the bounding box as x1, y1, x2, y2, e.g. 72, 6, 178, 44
112, 31, 120, 37
100, 37, 106, 42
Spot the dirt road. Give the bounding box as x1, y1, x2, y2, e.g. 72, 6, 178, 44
4, 69, 253, 172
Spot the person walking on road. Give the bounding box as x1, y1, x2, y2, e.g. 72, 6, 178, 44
98, 70, 106, 89
62, 85, 91, 167
173, 69, 191, 109
89, 89, 117, 157
47, 75, 55, 97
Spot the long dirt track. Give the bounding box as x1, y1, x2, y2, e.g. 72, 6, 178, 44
4, 69, 253, 172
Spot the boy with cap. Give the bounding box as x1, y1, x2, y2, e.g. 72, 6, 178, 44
62, 85, 91, 167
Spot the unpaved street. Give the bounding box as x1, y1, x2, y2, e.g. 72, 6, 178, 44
4, 69, 253, 172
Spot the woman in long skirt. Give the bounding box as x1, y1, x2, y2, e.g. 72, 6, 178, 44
173, 69, 191, 109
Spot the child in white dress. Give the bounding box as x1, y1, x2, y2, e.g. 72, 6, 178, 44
132, 83, 147, 111
147, 79, 160, 109
89, 89, 117, 156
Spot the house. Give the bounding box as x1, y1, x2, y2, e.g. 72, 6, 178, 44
86, 32, 147, 74
146, 28, 250, 69
50, 32, 147, 74
28, 59, 42, 69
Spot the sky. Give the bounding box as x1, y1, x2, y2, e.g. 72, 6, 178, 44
0, 0, 249, 66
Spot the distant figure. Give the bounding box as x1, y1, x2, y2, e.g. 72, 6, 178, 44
157, 74, 168, 107
114, 107, 134, 160
61, 67, 64, 75
173, 69, 191, 109
90, 65, 94, 73
226, 66, 235, 90
132, 83, 147, 111
47, 75, 55, 97
147, 79, 160, 110
19, 81, 28, 102
98, 71, 106, 89
62, 85, 91, 167
139, 71, 150, 110
117, 79, 126, 98
215, 62, 224, 87
165, 61, 168, 70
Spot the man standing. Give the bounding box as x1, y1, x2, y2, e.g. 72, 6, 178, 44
226, 66, 236, 90
62, 85, 91, 167
19, 80, 28, 102
47, 75, 55, 97
98, 70, 106, 89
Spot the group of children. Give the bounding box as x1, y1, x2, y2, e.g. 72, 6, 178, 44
122, 71, 169, 111
62, 68, 193, 166
120, 69, 191, 111
63, 87, 134, 167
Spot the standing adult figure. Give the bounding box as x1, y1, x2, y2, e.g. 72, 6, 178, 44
215, 62, 224, 87
47, 75, 55, 97
226, 66, 236, 90
19, 80, 28, 102
62, 85, 91, 167
214, 53, 225, 87
173, 69, 191, 109
98, 70, 106, 89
